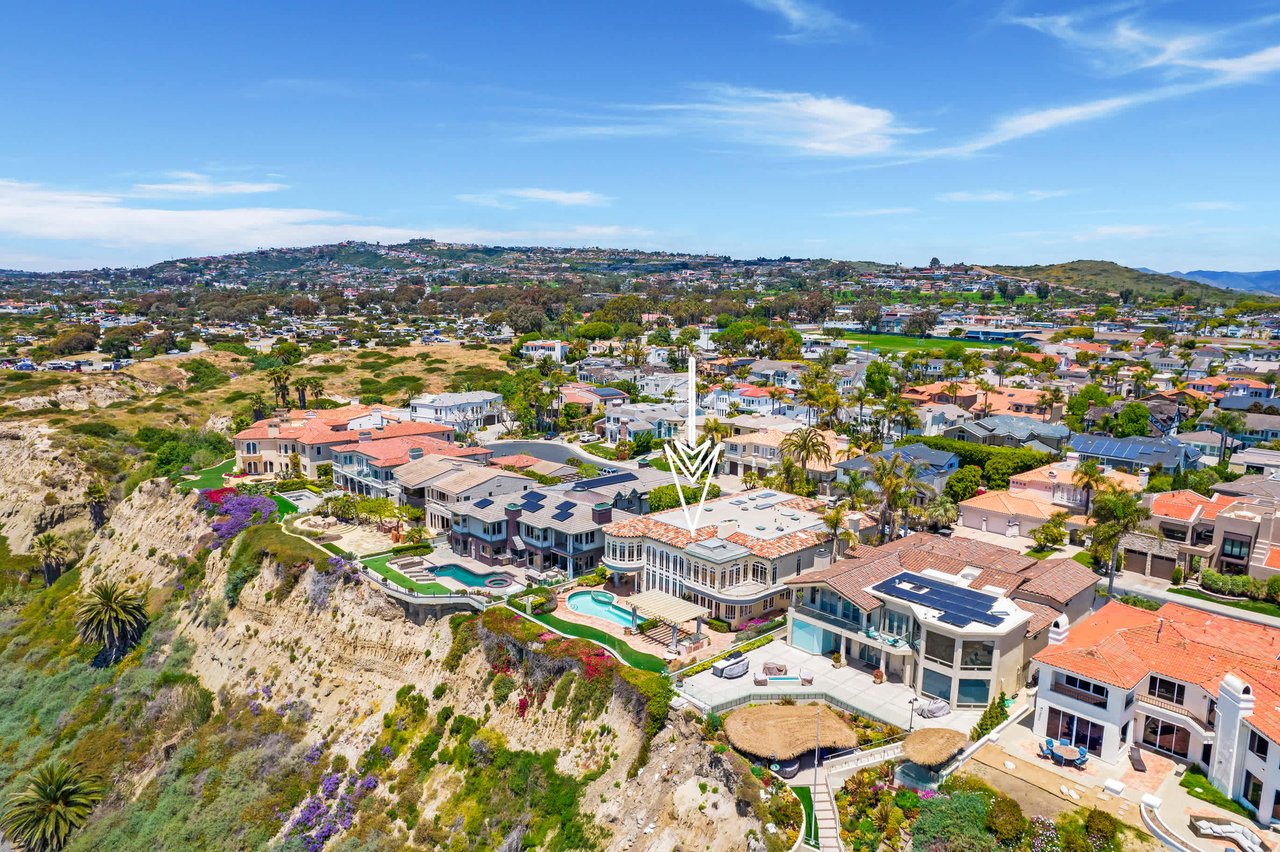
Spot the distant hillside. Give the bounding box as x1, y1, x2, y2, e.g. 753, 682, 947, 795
988, 260, 1240, 303
1165, 269, 1280, 295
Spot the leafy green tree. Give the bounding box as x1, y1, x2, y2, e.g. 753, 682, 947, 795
1113, 402, 1152, 438
648, 483, 722, 512
1030, 511, 1070, 551
1065, 383, 1111, 431
76, 580, 149, 664
943, 465, 982, 503
0, 760, 103, 852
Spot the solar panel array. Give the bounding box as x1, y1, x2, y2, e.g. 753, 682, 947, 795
871, 572, 1004, 628
571, 471, 635, 491
473, 498, 493, 509
555, 500, 574, 510
1071, 435, 1168, 461
552, 508, 574, 521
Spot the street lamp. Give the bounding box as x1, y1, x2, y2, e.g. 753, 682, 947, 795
907, 697, 918, 732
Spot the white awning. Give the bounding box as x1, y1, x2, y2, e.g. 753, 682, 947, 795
627, 590, 710, 624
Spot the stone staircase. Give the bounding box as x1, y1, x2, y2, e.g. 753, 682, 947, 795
808, 773, 843, 852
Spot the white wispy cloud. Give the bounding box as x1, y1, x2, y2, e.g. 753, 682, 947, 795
654, 85, 914, 157
131, 171, 288, 197
456, 188, 610, 208
0, 178, 647, 270
742, 0, 858, 41
831, 207, 916, 217
937, 189, 1074, 202
1074, 224, 1162, 240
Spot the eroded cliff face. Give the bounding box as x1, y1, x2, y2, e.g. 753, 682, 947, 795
76, 483, 762, 850
0, 422, 93, 553
8, 376, 158, 411
78, 478, 212, 589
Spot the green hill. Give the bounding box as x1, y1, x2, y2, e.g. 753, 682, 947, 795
988, 260, 1241, 303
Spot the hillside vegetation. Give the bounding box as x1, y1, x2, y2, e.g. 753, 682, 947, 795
989, 260, 1240, 303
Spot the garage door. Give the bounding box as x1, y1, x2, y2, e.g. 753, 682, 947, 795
1148, 555, 1175, 581
1123, 549, 1148, 574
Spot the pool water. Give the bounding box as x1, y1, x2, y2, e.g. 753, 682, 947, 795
436, 564, 513, 588
567, 590, 635, 627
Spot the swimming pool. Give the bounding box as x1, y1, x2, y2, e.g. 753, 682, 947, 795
436, 565, 514, 589
567, 590, 635, 627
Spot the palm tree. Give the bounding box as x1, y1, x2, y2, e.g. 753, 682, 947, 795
1089, 486, 1153, 596
973, 378, 994, 416
85, 481, 109, 531
0, 759, 103, 852
32, 533, 67, 587
847, 387, 871, 436
245, 391, 270, 421
922, 495, 958, 531
568, 338, 588, 362
264, 367, 292, 408
767, 385, 788, 415
868, 452, 935, 541
701, 418, 731, 446
1036, 387, 1064, 421
741, 470, 761, 490
1072, 457, 1108, 514
836, 469, 874, 511
821, 501, 858, 558
296, 376, 325, 409
780, 426, 832, 481
76, 580, 148, 664
1208, 409, 1246, 466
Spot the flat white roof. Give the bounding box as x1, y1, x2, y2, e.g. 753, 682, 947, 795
648, 491, 823, 542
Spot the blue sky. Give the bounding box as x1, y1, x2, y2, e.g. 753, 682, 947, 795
2, 0, 1279, 272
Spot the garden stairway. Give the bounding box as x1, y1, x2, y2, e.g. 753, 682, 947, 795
809, 773, 843, 852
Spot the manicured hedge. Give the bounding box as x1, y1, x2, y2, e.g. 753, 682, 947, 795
895, 435, 1052, 480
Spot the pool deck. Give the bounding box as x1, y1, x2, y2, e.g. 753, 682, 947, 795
549, 586, 737, 661
678, 642, 982, 734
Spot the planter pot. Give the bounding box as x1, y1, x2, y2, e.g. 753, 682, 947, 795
873, 671, 885, 684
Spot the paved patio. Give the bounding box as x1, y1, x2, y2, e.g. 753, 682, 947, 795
678, 642, 981, 733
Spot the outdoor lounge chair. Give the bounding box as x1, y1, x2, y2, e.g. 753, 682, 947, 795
763, 662, 788, 677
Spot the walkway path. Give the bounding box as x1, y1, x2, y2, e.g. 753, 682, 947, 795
808, 770, 842, 852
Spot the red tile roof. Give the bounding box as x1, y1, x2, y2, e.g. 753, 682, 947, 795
331, 436, 490, 466
1035, 601, 1280, 741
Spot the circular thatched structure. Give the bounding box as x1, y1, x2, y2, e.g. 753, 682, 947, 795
723, 704, 858, 760
902, 728, 969, 768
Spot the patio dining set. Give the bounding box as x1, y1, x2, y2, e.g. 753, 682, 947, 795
1040, 738, 1090, 769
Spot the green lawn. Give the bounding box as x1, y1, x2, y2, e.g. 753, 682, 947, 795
792, 785, 818, 846
1072, 552, 1095, 568
361, 553, 450, 596
581, 441, 622, 460
176, 458, 234, 491
832, 332, 1003, 353
1025, 547, 1057, 560
271, 494, 299, 516
648, 456, 671, 472
1169, 587, 1280, 619
1180, 766, 1255, 819
523, 607, 668, 672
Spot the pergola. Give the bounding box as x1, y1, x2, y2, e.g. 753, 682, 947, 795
626, 589, 710, 653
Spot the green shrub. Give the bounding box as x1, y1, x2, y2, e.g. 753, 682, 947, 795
68, 421, 120, 439
492, 673, 516, 705
1171, 566, 1184, 586
705, 617, 730, 633
1084, 808, 1119, 844
432, 683, 448, 700
985, 795, 1026, 845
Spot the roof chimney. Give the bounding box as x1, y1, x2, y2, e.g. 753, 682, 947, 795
1048, 614, 1069, 644
266, 420, 280, 438
358, 430, 372, 443
592, 502, 613, 525
451, 461, 463, 471
408, 447, 424, 460
718, 519, 739, 538
304, 410, 317, 419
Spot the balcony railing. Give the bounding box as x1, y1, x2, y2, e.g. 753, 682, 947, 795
1050, 680, 1109, 708
794, 604, 861, 632
1136, 693, 1215, 731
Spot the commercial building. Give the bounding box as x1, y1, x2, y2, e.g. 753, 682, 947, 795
1032, 601, 1280, 824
